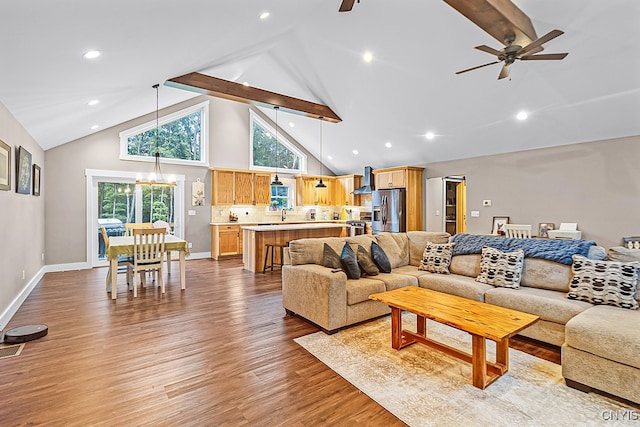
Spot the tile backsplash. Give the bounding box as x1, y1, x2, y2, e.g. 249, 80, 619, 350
211, 205, 366, 223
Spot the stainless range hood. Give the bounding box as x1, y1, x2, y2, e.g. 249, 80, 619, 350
352, 166, 374, 194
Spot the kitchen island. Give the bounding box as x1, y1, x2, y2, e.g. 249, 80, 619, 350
242, 223, 346, 273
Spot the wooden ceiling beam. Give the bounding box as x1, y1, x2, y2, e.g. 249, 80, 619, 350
443, 0, 539, 49
166, 72, 341, 123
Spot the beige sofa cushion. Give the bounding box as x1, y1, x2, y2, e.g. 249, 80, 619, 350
393, 265, 432, 279
449, 254, 481, 278
485, 287, 593, 325
374, 233, 409, 268
418, 273, 493, 302
289, 237, 345, 266
407, 231, 451, 266
520, 258, 571, 292
346, 277, 386, 306
565, 305, 640, 370
373, 272, 419, 291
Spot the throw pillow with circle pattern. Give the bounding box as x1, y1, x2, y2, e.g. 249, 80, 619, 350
418, 242, 454, 274
475, 246, 525, 288
567, 254, 639, 310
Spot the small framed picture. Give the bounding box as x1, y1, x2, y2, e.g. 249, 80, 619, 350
0, 139, 10, 191
16, 146, 32, 195
33, 164, 41, 196
622, 237, 640, 250
538, 223, 555, 238
491, 216, 509, 235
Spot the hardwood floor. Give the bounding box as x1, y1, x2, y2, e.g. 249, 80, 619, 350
0, 258, 560, 426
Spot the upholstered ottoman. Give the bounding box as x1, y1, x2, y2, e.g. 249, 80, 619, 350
562, 305, 640, 404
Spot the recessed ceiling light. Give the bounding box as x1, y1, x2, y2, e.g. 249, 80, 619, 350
385, 142, 392, 148
425, 132, 435, 140
288, 122, 295, 128
260, 12, 270, 20
87, 99, 100, 106
363, 51, 374, 63
517, 111, 528, 121
90, 125, 99, 130
327, 155, 333, 160
352, 149, 359, 155
82, 50, 101, 59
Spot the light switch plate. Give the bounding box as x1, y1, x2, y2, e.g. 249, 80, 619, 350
482, 200, 492, 207
471, 211, 480, 217
188, 210, 196, 216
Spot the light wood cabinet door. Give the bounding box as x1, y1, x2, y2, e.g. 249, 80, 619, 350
253, 173, 272, 205
219, 225, 240, 255
334, 175, 361, 206
212, 170, 235, 205
375, 170, 406, 189
235, 172, 253, 205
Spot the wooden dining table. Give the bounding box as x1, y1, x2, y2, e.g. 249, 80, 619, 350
106, 234, 190, 299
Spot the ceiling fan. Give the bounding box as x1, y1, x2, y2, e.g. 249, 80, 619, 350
339, 0, 359, 12
456, 29, 568, 80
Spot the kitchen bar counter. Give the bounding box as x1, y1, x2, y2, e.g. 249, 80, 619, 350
242, 222, 346, 273
211, 220, 349, 226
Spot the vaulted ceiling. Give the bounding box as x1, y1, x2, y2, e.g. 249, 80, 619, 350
1, 1, 638, 174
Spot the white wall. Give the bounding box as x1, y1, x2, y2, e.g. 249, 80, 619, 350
0, 101, 45, 329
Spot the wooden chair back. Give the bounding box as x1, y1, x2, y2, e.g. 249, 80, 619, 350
132, 228, 166, 265
100, 226, 110, 248
125, 222, 153, 236
505, 224, 532, 239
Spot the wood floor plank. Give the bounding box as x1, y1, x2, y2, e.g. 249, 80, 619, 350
0, 257, 559, 426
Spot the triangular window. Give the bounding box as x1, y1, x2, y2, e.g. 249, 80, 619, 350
250, 110, 306, 174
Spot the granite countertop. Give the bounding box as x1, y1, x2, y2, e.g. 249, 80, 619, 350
240, 223, 347, 232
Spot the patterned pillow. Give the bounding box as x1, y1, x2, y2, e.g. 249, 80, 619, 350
567, 255, 639, 309
418, 242, 454, 274
476, 246, 525, 288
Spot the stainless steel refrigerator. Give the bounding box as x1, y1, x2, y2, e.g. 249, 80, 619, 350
372, 188, 406, 234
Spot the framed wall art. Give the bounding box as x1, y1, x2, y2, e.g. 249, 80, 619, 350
0, 139, 10, 191
16, 146, 32, 195
538, 223, 555, 238
33, 164, 41, 196
491, 216, 509, 235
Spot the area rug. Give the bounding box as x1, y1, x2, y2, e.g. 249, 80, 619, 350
295, 313, 636, 426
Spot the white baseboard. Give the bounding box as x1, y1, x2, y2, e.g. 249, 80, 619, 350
0, 266, 46, 331
186, 251, 211, 260
44, 262, 92, 273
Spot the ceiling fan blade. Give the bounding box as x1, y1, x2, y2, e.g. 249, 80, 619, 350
520, 53, 568, 61
456, 61, 501, 75
474, 45, 503, 57
498, 64, 510, 80
339, 0, 356, 12
518, 29, 564, 56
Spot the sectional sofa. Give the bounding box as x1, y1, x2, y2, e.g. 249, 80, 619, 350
282, 231, 640, 404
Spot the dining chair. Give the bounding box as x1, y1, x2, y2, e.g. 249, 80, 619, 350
100, 226, 132, 291
127, 228, 166, 297
152, 220, 173, 234
124, 222, 153, 236
504, 224, 532, 238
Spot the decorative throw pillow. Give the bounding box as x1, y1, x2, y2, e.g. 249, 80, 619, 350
371, 241, 392, 273
476, 246, 525, 288
357, 245, 379, 276
340, 243, 361, 280
321, 243, 342, 270
568, 254, 639, 310
418, 242, 454, 274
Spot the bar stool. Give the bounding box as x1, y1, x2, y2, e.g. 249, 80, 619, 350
263, 242, 288, 273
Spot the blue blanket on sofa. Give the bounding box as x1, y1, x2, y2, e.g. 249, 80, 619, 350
450, 234, 597, 265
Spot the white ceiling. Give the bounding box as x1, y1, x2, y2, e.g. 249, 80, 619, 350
1, 1, 639, 175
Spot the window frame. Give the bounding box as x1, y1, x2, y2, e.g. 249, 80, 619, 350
119, 100, 210, 167
249, 110, 307, 174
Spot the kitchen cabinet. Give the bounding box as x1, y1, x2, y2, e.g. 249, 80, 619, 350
296, 175, 335, 206
373, 166, 424, 231
333, 174, 362, 206
211, 224, 243, 259
210, 168, 272, 206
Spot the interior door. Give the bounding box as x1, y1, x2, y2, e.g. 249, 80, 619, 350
456, 179, 467, 233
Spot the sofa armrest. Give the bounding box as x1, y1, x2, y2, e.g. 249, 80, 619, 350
282, 264, 348, 331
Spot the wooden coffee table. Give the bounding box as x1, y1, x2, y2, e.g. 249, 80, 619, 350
369, 286, 539, 389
